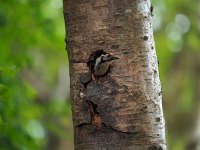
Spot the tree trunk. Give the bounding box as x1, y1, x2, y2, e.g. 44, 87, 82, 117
63, 0, 166, 149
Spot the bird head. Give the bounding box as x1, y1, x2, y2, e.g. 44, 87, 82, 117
101, 53, 119, 63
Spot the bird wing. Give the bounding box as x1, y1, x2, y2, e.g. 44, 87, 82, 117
94, 57, 102, 71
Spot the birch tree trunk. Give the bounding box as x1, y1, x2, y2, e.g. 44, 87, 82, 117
63, 0, 166, 149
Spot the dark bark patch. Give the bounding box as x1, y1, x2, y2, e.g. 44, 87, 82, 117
86, 77, 136, 133
154, 70, 157, 78
79, 73, 92, 88
149, 144, 163, 150
150, 4, 154, 17
75, 123, 91, 128
144, 36, 148, 41
156, 117, 161, 122
141, 105, 148, 113
143, 106, 148, 109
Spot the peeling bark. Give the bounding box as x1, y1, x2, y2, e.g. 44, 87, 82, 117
63, 0, 166, 149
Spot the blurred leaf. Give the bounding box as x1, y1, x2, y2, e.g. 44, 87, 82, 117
0, 66, 18, 77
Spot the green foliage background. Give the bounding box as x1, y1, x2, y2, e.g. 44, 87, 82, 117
0, 0, 73, 149
0, 0, 199, 150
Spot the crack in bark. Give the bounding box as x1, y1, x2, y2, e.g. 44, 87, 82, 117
104, 125, 133, 134
86, 100, 104, 131
79, 87, 104, 131
76, 123, 91, 128
150, 4, 154, 17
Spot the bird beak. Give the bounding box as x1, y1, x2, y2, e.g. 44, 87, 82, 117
109, 53, 119, 60
109, 56, 119, 61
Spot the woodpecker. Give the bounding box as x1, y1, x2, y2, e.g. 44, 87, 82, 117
87, 50, 119, 80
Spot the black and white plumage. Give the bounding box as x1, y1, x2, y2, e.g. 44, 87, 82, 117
87, 50, 119, 79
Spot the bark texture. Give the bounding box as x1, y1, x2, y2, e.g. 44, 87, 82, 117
63, 0, 166, 149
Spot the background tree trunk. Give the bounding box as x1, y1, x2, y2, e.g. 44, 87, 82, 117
63, 0, 166, 149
